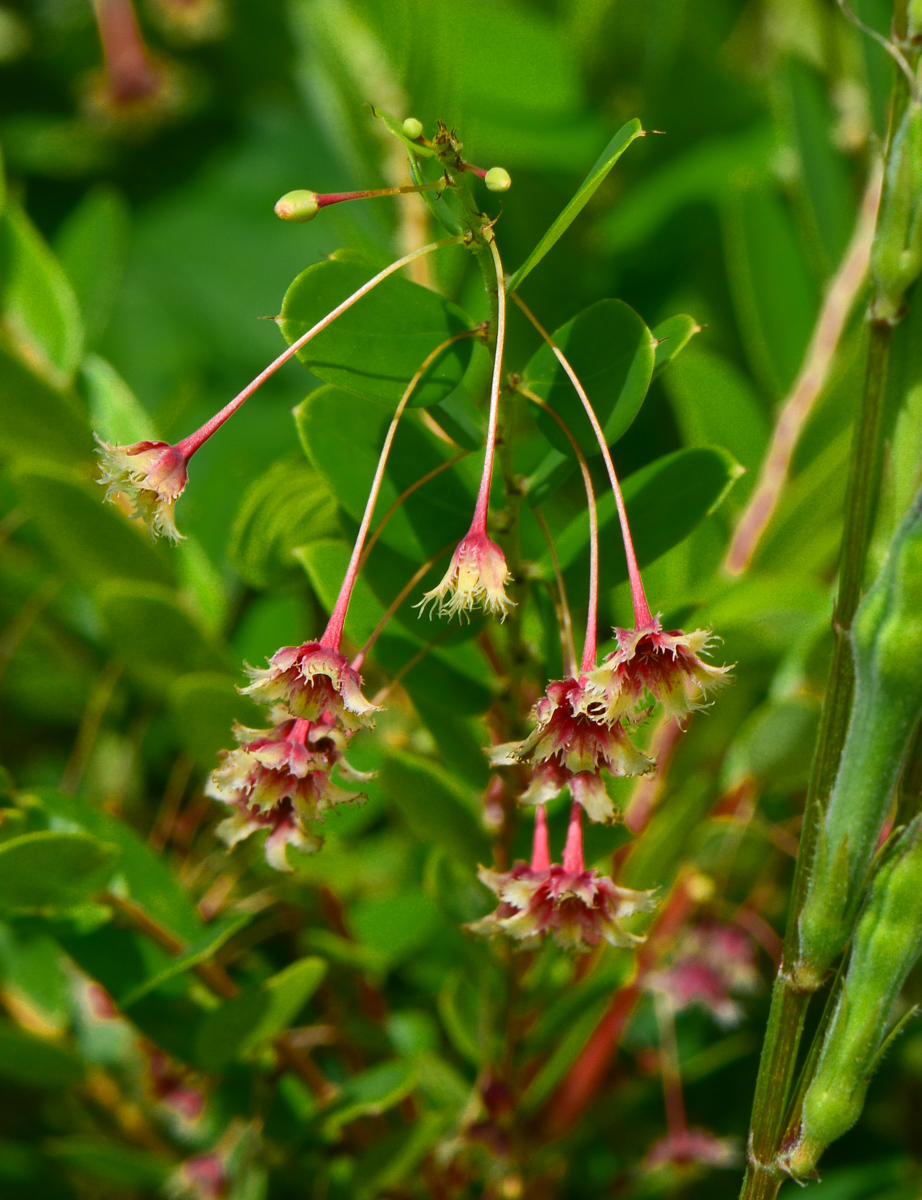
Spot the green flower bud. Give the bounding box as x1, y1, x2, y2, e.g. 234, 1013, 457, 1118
797, 486, 922, 985
485, 167, 512, 193
782, 816, 922, 1177
274, 190, 320, 223
402, 117, 423, 140
871, 103, 922, 324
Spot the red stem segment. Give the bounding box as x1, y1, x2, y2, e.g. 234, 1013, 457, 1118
531, 804, 551, 872
562, 801, 585, 874
173, 237, 460, 461
511, 294, 653, 630
315, 181, 444, 208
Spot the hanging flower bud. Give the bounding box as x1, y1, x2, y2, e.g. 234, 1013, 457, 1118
587, 619, 731, 723
484, 167, 512, 193
274, 189, 320, 222
95, 437, 189, 541
242, 643, 378, 731
470, 860, 656, 951
647, 922, 760, 1028
417, 530, 513, 621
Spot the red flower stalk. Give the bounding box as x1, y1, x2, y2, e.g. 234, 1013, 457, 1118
92, 0, 163, 105
420, 238, 513, 621
470, 803, 656, 952
490, 676, 653, 824
96, 238, 458, 541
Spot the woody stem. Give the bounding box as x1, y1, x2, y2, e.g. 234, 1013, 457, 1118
511, 293, 652, 629
471, 237, 507, 532
173, 236, 461, 461
322, 327, 470, 651
516, 384, 599, 672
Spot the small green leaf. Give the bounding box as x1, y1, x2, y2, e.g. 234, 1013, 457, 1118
322, 1060, 417, 1140
229, 455, 339, 589
523, 299, 655, 459
96, 580, 226, 692
280, 260, 472, 407
195, 956, 327, 1069
12, 463, 172, 585
0, 1021, 84, 1087
0, 346, 93, 464
46, 1137, 169, 1189
507, 118, 645, 292
380, 752, 490, 868
0, 200, 83, 385
119, 913, 253, 1008
53, 185, 131, 348
0, 831, 119, 915
651, 314, 702, 380
350, 890, 443, 970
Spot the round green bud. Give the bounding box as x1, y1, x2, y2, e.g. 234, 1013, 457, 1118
274, 190, 320, 223
485, 167, 512, 193
402, 117, 424, 140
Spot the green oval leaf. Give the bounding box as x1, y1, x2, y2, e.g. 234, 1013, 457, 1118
0, 1022, 84, 1087
0, 831, 119, 915
280, 259, 472, 407
0, 346, 93, 465
380, 752, 490, 868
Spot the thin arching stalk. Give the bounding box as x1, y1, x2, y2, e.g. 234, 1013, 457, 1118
470, 237, 507, 532
511, 293, 652, 629
515, 382, 599, 672
175, 236, 461, 460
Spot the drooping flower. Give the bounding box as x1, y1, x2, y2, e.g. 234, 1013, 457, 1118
647, 921, 760, 1027
241, 643, 379, 732
95, 437, 189, 541
417, 530, 513, 621
214, 796, 322, 873
145, 1047, 206, 1130
587, 619, 732, 723
469, 804, 656, 952
643, 1128, 740, 1171
490, 676, 653, 823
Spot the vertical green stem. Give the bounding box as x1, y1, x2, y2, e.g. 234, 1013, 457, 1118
739, 322, 893, 1200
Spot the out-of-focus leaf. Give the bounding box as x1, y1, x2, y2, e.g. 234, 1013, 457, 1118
53, 186, 131, 348
321, 1060, 417, 1140
296, 385, 474, 561
12, 463, 172, 585
46, 1137, 169, 1189
0, 200, 83, 385
0, 347, 93, 464
507, 118, 644, 292
651, 314, 702, 380
437, 968, 497, 1067
548, 446, 742, 598
380, 752, 490, 868
81, 354, 156, 445
0, 925, 70, 1037
96, 580, 226, 691
0, 831, 119, 915
350, 890, 443, 970
0, 1021, 84, 1087
229, 455, 339, 589
119, 913, 253, 1008
280, 259, 472, 407
352, 1112, 455, 1197
723, 185, 817, 398
169, 672, 263, 771
663, 346, 769, 474
523, 300, 655, 459
195, 957, 327, 1069
725, 698, 820, 791
520, 994, 610, 1113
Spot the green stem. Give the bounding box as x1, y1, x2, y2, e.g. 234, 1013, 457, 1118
739, 301, 894, 1200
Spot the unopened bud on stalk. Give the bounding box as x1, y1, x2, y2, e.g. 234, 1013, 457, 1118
402, 116, 423, 139
274, 189, 320, 223
781, 815, 922, 1177
870, 102, 922, 324
485, 167, 512, 192
797, 486, 922, 987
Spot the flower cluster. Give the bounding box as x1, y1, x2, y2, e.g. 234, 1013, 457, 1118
647, 921, 760, 1027
207, 646, 377, 871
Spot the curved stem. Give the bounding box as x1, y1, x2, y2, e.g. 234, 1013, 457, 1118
358, 453, 467, 571
315, 180, 445, 209
471, 237, 507, 532
174, 236, 461, 460
516, 383, 599, 672
511, 293, 652, 629
321, 326, 475, 651
351, 544, 454, 670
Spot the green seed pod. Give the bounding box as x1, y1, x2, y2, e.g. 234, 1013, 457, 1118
783, 816, 922, 1176
402, 117, 424, 140
485, 167, 512, 193
871, 102, 922, 324
797, 486, 922, 986
274, 190, 320, 223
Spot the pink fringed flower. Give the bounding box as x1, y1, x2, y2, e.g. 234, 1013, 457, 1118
242, 642, 378, 731
470, 803, 656, 952
587, 619, 732, 722
647, 921, 760, 1027
214, 797, 321, 873
95, 437, 189, 542
491, 676, 653, 823
644, 1128, 740, 1171
417, 530, 513, 621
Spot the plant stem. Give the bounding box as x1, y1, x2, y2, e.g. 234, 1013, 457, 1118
739, 315, 894, 1200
